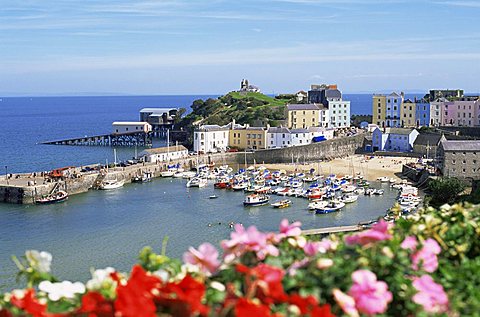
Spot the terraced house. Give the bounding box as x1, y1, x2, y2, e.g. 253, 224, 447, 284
372, 92, 404, 127
437, 139, 480, 180
229, 124, 267, 150
286, 104, 327, 129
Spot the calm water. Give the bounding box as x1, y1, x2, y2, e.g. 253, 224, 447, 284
0, 94, 399, 289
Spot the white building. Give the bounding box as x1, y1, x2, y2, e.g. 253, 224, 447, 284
267, 126, 334, 149
141, 145, 188, 163
193, 125, 230, 154
267, 127, 292, 149
308, 127, 335, 140
290, 129, 313, 146
372, 127, 419, 152
112, 122, 152, 134
324, 88, 350, 128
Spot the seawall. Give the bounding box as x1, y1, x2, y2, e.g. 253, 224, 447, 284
0, 135, 364, 204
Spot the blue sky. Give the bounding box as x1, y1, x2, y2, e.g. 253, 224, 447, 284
1, 0, 479, 95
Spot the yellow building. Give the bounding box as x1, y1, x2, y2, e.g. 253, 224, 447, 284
229, 124, 267, 150
372, 95, 386, 127
286, 104, 321, 129
401, 99, 416, 127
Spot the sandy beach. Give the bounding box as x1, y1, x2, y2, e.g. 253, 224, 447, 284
261, 154, 418, 181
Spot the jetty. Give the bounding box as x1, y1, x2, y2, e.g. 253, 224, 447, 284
41, 131, 152, 147
302, 225, 362, 235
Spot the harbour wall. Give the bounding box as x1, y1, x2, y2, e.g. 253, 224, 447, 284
0, 135, 364, 204
241, 134, 365, 164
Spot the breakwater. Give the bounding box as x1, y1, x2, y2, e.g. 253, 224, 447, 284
0, 135, 365, 204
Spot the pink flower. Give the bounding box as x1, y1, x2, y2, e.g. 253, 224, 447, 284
303, 241, 321, 256
348, 270, 392, 315
412, 239, 441, 273
183, 243, 220, 275
333, 289, 359, 317
400, 236, 418, 251
221, 224, 279, 262
279, 219, 302, 238
318, 238, 334, 252
412, 275, 449, 313
287, 258, 310, 276
345, 220, 393, 246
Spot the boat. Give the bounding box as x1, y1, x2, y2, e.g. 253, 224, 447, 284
373, 189, 384, 195
377, 176, 390, 183
308, 200, 328, 210
341, 185, 356, 193
99, 179, 125, 190
340, 194, 359, 203
354, 187, 365, 195
182, 171, 197, 179
389, 178, 397, 183
315, 200, 345, 214
186, 177, 208, 188
271, 199, 291, 208
173, 172, 184, 178
160, 169, 175, 177
209, 195, 218, 199
231, 182, 247, 191
243, 194, 270, 206
35, 190, 68, 204
132, 172, 152, 183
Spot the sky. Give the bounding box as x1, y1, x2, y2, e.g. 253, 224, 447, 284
1, 0, 480, 95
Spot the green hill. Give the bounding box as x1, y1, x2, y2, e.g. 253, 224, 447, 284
177, 91, 291, 129
174, 91, 292, 147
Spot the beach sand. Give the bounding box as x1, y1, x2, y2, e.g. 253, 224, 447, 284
261, 155, 418, 181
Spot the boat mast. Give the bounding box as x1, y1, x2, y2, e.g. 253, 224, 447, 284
167, 129, 170, 161
113, 148, 117, 166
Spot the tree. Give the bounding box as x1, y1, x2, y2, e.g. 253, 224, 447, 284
428, 177, 467, 207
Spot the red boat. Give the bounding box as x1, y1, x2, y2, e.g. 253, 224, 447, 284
214, 182, 229, 189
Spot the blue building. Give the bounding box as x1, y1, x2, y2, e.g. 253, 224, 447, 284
372, 127, 419, 152
385, 92, 403, 127
415, 102, 431, 127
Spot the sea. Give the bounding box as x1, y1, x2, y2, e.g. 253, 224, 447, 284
0, 94, 402, 290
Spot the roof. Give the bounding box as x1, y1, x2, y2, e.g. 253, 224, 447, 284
413, 133, 442, 146
286, 104, 320, 111
140, 108, 177, 114
325, 89, 342, 99
440, 140, 480, 151
389, 92, 401, 97
142, 145, 188, 155
268, 127, 290, 134
375, 127, 416, 135
112, 121, 150, 126
196, 125, 229, 132
290, 128, 310, 133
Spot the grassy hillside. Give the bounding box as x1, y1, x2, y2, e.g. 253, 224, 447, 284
175, 91, 291, 147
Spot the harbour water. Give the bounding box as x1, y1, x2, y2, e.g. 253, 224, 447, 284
0, 94, 403, 289
0, 177, 398, 290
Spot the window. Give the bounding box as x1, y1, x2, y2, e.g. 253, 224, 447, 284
452, 160, 456, 164
247, 140, 250, 145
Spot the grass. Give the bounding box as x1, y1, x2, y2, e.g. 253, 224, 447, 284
227, 91, 290, 107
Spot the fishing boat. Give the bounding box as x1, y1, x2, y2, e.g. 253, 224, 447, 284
373, 189, 384, 195
186, 177, 208, 188
271, 199, 291, 209
243, 194, 270, 206
35, 190, 69, 204
231, 182, 247, 191
209, 194, 218, 199
99, 179, 125, 190
315, 200, 345, 214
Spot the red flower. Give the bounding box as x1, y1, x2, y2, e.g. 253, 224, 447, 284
237, 263, 288, 304
235, 298, 271, 317
288, 294, 336, 317
78, 291, 114, 317
10, 289, 48, 317
114, 265, 161, 317
0, 309, 13, 317
155, 274, 209, 317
